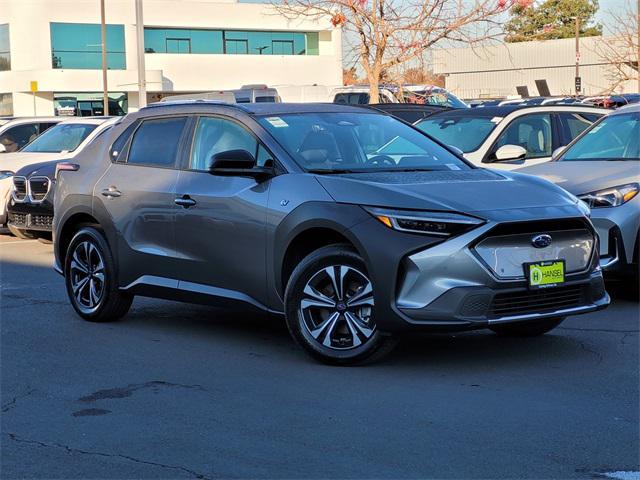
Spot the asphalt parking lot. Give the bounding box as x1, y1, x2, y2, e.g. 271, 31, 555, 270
1, 233, 638, 479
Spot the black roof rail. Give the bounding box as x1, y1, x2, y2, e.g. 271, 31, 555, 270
140, 100, 250, 112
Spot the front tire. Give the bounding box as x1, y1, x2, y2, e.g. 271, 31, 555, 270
489, 317, 565, 337
284, 244, 397, 365
64, 226, 132, 322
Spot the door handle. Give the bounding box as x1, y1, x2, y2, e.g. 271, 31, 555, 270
101, 186, 121, 198
175, 195, 196, 208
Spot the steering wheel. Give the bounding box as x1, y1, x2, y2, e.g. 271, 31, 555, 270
366, 155, 396, 167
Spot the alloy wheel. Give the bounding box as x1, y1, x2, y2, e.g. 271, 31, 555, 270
69, 241, 106, 314
299, 265, 375, 350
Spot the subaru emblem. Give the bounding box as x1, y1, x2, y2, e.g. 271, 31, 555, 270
532, 234, 552, 248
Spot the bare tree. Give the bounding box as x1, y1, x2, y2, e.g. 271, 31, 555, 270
274, 0, 511, 102
593, 0, 639, 92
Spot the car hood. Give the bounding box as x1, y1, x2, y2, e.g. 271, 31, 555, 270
518, 161, 640, 196
314, 168, 581, 217
0, 152, 71, 173
15, 159, 60, 178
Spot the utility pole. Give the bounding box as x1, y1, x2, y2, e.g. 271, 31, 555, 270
575, 17, 581, 96
100, 0, 109, 116
135, 0, 147, 108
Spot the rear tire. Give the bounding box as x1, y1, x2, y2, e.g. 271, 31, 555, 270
64, 226, 132, 323
284, 244, 397, 365
8, 224, 35, 239
489, 317, 565, 337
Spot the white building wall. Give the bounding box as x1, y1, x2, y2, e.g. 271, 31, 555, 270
0, 0, 343, 116
433, 37, 636, 99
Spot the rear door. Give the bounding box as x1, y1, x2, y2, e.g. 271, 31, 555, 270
93, 115, 190, 287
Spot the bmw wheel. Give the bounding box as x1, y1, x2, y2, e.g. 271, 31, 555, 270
285, 244, 397, 365
64, 226, 132, 322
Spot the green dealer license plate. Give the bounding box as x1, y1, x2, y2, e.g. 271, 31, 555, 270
525, 260, 565, 288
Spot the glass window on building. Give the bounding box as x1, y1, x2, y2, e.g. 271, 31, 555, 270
50, 22, 126, 69
53, 92, 128, 117
0, 24, 10, 71
0, 93, 12, 116
144, 28, 319, 55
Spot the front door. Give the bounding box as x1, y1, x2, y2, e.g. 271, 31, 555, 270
173, 115, 272, 307
93, 116, 189, 287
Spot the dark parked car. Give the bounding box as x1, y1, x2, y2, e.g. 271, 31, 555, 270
53, 102, 608, 365
7, 160, 58, 241
359, 103, 448, 124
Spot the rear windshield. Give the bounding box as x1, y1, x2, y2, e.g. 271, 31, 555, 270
416, 116, 498, 153
258, 112, 470, 173
22, 123, 97, 153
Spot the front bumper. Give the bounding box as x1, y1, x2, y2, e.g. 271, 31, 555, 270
590, 199, 639, 271
349, 208, 608, 333
7, 198, 54, 232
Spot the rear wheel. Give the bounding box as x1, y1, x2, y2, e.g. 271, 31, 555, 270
489, 317, 565, 337
284, 244, 397, 365
7, 224, 35, 239
64, 226, 132, 322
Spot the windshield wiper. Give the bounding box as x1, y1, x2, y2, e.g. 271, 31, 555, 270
306, 168, 359, 174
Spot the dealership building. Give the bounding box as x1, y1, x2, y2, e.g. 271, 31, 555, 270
0, 0, 343, 116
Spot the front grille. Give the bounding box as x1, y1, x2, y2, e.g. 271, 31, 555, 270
8, 212, 27, 226
13, 176, 27, 201
29, 177, 50, 201
489, 285, 587, 317
32, 215, 53, 228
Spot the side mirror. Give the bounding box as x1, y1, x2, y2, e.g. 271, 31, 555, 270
494, 144, 527, 162
209, 149, 273, 180
0, 144, 6, 153
551, 146, 566, 161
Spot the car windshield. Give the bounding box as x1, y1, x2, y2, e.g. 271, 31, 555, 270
258, 112, 471, 172
402, 90, 469, 109
560, 112, 639, 161
21, 123, 97, 153
415, 115, 498, 153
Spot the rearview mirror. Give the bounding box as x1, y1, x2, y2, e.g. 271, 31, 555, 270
494, 144, 527, 162
552, 146, 566, 161
209, 149, 273, 180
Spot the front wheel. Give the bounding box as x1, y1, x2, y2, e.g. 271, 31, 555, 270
284, 244, 397, 365
64, 226, 133, 322
489, 317, 565, 337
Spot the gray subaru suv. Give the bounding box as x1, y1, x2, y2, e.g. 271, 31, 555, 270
53, 102, 609, 364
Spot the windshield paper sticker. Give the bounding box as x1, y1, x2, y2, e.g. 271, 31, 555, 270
446, 164, 462, 170
266, 117, 288, 128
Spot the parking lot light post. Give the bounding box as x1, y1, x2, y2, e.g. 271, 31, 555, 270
100, 0, 109, 116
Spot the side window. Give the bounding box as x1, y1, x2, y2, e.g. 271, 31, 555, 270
559, 112, 601, 143
110, 121, 139, 162
127, 117, 187, 167
39, 122, 58, 134
493, 113, 552, 159
0, 123, 39, 151
190, 117, 261, 171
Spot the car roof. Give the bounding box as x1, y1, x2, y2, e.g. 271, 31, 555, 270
613, 103, 640, 113
56, 116, 115, 125
141, 101, 374, 116
421, 104, 606, 119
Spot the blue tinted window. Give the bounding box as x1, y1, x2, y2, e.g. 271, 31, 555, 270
128, 117, 187, 167
0, 24, 9, 71
51, 23, 125, 69
144, 28, 318, 55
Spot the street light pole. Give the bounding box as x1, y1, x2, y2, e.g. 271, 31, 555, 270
100, 0, 109, 115
575, 16, 581, 95
135, 0, 147, 108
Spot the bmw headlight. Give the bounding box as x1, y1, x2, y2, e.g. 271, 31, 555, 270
578, 183, 639, 208
0, 170, 14, 180
364, 207, 484, 236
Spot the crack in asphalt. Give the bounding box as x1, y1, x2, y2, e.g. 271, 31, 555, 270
7, 433, 212, 479
78, 381, 205, 403
575, 339, 604, 365
1, 388, 36, 413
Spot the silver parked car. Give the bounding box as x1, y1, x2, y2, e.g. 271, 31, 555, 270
520, 104, 639, 277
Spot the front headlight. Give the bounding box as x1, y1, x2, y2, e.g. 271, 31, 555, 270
0, 170, 14, 180
364, 207, 485, 236
578, 183, 639, 208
